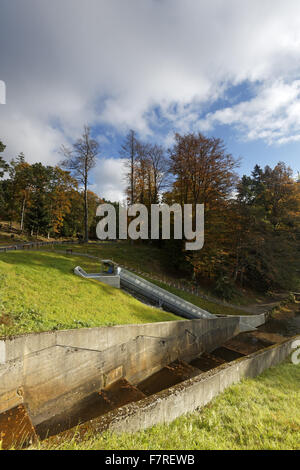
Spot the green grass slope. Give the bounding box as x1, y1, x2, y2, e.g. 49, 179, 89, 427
0, 251, 179, 337
38, 361, 300, 450
43, 242, 249, 315
144, 277, 249, 316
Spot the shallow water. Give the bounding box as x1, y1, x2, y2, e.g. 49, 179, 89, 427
259, 314, 300, 337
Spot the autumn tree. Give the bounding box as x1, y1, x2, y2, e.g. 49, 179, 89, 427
120, 134, 168, 239
0, 153, 30, 227
0, 140, 103, 240
120, 131, 167, 206
120, 130, 140, 205
47, 167, 78, 236
86, 190, 103, 239
61, 126, 99, 242
59, 189, 84, 238
234, 162, 300, 291
135, 142, 167, 206
8, 154, 32, 231
167, 132, 239, 283
169, 133, 238, 207
0, 141, 9, 215
0, 140, 8, 177
24, 163, 53, 236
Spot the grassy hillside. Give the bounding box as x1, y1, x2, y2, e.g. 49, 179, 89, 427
0, 251, 179, 337
37, 361, 300, 450
0, 221, 59, 246
0, 228, 273, 308
44, 241, 171, 278
42, 242, 256, 315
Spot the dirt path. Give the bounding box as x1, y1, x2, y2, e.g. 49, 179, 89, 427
258, 302, 300, 337
239, 301, 282, 315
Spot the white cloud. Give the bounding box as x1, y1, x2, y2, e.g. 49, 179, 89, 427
91, 158, 127, 203
1, 0, 300, 189
201, 80, 300, 144
0, 113, 67, 164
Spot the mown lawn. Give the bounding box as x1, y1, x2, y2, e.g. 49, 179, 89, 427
0, 251, 179, 337
36, 361, 300, 450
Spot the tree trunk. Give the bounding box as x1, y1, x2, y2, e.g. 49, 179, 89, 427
240, 267, 245, 287
84, 177, 88, 243
130, 135, 134, 205
20, 197, 26, 232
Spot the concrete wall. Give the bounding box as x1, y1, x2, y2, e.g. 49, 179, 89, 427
239, 313, 266, 332
1, 314, 267, 365
0, 317, 240, 424
74, 335, 299, 437
96, 275, 120, 288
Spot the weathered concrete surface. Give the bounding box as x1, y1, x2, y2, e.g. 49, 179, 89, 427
57, 335, 298, 440
35, 378, 146, 439
0, 317, 240, 424
96, 275, 120, 288
239, 313, 266, 332
1, 313, 266, 365
0, 330, 56, 364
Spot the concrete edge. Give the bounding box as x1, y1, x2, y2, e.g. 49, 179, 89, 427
63, 335, 299, 438
0, 314, 266, 364
0, 317, 241, 364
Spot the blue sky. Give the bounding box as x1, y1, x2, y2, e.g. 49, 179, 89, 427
93, 112, 300, 177
93, 78, 300, 188
1, 0, 300, 200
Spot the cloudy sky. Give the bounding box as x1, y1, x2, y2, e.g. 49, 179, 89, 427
1, 0, 300, 201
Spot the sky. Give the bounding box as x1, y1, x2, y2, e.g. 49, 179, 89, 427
1, 0, 300, 201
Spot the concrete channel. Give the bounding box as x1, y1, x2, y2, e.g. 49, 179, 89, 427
0, 246, 298, 448
0, 319, 298, 449
39, 331, 298, 443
